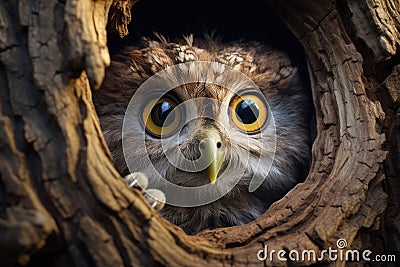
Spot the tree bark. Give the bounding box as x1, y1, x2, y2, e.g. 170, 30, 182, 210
0, 0, 399, 266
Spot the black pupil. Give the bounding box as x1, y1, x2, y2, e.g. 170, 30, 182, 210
151, 101, 175, 127
235, 99, 259, 124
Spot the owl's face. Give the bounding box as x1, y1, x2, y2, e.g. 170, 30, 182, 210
93, 36, 311, 233
126, 78, 276, 189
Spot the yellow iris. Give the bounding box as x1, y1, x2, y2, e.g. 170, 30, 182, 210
142, 97, 181, 137
231, 94, 267, 133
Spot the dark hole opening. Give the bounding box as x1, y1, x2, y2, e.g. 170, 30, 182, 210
108, 0, 304, 64
102, 0, 316, 234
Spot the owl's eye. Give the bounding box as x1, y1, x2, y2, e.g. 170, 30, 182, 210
231, 94, 267, 133
142, 96, 181, 137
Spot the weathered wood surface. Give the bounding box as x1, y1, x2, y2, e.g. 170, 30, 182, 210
0, 0, 398, 266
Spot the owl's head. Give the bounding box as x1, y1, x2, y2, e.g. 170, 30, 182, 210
94, 35, 312, 209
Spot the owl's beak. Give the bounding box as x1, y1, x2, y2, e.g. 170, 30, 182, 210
199, 129, 225, 184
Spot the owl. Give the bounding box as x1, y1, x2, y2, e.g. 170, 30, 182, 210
93, 35, 312, 234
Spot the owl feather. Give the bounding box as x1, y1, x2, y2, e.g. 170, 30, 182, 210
93, 35, 312, 234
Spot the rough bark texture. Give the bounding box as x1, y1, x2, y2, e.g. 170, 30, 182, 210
0, 0, 399, 266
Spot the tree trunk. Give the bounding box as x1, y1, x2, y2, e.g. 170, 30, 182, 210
0, 0, 399, 266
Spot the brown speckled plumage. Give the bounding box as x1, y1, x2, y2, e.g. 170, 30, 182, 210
93, 35, 312, 234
